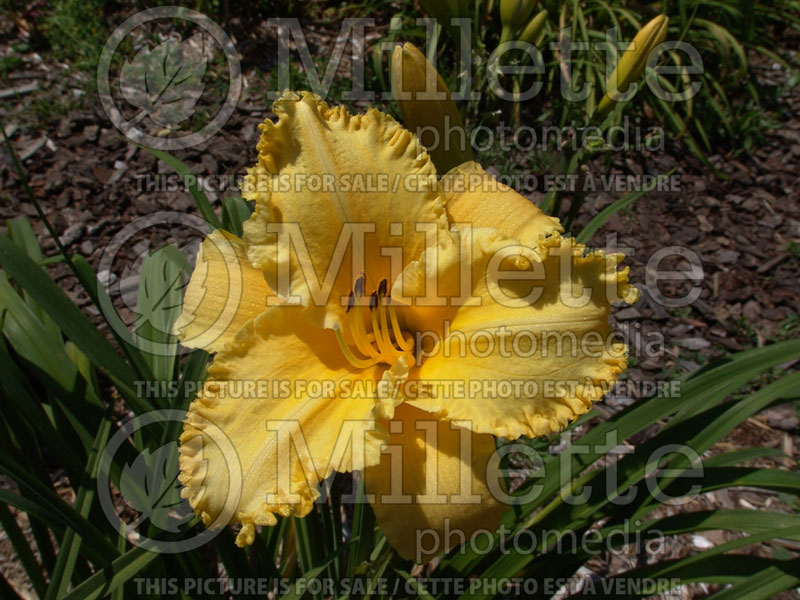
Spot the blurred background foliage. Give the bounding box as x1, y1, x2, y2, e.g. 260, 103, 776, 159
410, 0, 800, 160
3, 0, 798, 160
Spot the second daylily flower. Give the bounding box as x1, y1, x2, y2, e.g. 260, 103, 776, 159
176, 91, 637, 561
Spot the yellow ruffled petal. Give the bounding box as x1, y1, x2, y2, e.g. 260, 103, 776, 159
441, 162, 562, 246
394, 227, 638, 439
242, 91, 452, 328
179, 305, 399, 544
364, 403, 506, 563
173, 229, 273, 353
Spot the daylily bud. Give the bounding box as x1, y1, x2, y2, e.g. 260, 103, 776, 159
499, 0, 537, 43
596, 14, 669, 117
392, 42, 473, 174
517, 9, 548, 46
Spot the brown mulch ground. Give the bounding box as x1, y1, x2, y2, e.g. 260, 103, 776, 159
0, 5, 799, 600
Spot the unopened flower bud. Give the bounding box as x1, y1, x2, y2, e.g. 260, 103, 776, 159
500, 0, 537, 43
596, 14, 669, 117
392, 42, 473, 173
517, 9, 548, 46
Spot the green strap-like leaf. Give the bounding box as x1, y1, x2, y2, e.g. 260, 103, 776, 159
69, 254, 155, 383
0, 451, 118, 560
221, 196, 254, 237
0, 235, 154, 416
143, 148, 222, 229
566, 539, 800, 599
0, 502, 47, 598
0, 337, 84, 483
707, 561, 800, 600
576, 186, 650, 243
60, 547, 159, 600
46, 409, 114, 599
702, 447, 787, 467
0, 488, 110, 567
596, 510, 800, 551
346, 473, 377, 580
6, 216, 62, 340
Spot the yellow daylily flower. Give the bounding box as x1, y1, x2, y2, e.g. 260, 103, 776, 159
176, 90, 637, 560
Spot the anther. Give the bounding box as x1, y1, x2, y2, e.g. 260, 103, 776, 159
354, 273, 366, 297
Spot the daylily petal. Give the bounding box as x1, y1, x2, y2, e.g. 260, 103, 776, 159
242, 91, 452, 328
364, 403, 506, 563
179, 305, 401, 545
394, 227, 638, 439
173, 229, 273, 353
441, 162, 562, 245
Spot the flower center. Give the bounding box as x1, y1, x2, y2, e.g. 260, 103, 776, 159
334, 274, 414, 368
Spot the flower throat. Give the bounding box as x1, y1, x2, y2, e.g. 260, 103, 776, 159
334, 274, 413, 368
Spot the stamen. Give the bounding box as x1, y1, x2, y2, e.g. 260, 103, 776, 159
370, 294, 398, 360
350, 301, 379, 359
378, 295, 396, 351
388, 299, 413, 352
354, 272, 366, 297
336, 275, 414, 369
334, 325, 379, 369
